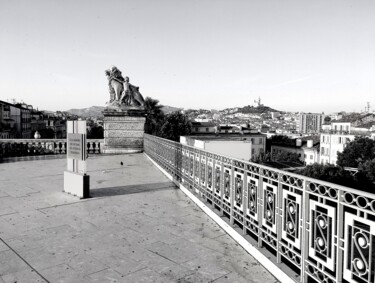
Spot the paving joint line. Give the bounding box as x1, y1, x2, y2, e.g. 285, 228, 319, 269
0, 236, 50, 283
210, 271, 232, 282
0, 212, 18, 217
146, 249, 179, 265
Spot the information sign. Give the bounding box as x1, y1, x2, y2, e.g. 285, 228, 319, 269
67, 133, 85, 160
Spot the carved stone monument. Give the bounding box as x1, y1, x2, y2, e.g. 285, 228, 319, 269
102, 66, 146, 154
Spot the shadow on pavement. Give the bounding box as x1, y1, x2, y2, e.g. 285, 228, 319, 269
0, 155, 65, 164
90, 182, 177, 198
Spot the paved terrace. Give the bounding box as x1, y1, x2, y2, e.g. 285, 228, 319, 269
0, 154, 277, 283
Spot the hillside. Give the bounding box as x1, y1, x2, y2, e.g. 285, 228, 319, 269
161, 105, 183, 114
66, 106, 106, 118
65, 103, 279, 118
238, 105, 279, 114
66, 105, 182, 118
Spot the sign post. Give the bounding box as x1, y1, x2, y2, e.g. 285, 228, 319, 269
64, 120, 90, 198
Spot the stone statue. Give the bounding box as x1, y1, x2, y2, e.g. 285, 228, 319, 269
105, 66, 145, 107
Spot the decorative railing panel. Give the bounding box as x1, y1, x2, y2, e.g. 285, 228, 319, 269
144, 134, 375, 283
0, 139, 103, 158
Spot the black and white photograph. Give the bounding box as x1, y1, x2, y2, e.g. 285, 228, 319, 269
1, 1, 375, 282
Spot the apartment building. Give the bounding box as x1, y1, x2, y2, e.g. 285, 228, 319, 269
297, 113, 324, 134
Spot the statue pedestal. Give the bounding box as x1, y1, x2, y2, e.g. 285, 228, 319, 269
102, 106, 146, 154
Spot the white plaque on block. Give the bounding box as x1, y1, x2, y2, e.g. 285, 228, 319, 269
67, 133, 85, 160
64, 120, 89, 199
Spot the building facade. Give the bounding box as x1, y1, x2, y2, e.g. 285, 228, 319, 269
320, 133, 355, 165
191, 121, 216, 134
319, 121, 375, 165
271, 138, 320, 165
0, 100, 67, 139
298, 113, 324, 134
180, 133, 266, 161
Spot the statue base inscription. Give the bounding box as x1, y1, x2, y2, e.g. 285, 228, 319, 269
102, 106, 146, 154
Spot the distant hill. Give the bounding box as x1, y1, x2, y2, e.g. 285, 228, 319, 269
65, 104, 279, 118
221, 105, 280, 114
66, 106, 105, 118
238, 105, 279, 114
161, 105, 183, 114
66, 105, 182, 118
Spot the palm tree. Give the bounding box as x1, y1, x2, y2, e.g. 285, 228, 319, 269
144, 97, 165, 135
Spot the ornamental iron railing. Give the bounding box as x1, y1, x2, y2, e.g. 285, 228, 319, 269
144, 134, 375, 283
0, 139, 103, 157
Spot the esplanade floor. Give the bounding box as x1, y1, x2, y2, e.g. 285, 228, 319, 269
0, 154, 277, 283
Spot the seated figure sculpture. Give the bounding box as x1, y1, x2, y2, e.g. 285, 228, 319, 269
105, 66, 145, 107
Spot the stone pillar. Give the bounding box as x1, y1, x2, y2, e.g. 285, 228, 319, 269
102, 107, 146, 154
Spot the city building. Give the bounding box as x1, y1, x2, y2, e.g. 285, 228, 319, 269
18, 105, 32, 138
43, 115, 67, 138
320, 132, 355, 165
0, 102, 13, 138
31, 109, 46, 136
270, 112, 280, 119
320, 121, 375, 165
270, 137, 320, 165
0, 100, 32, 138
297, 113, 324, 134
191, 121, 216, 134
180, 133, 266, 161
0, 100, 69, 139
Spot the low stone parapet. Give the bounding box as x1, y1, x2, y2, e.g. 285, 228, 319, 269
0, 139, 103, 158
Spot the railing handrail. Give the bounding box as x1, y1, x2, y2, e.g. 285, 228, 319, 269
144, 134, 375, 198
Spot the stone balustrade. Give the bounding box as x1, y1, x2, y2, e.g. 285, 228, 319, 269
144, 133, 375, 283
0, 139, 103, 158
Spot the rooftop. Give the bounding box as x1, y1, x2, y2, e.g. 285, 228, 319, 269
0, 154, 275, 282
185, 133, 265, 141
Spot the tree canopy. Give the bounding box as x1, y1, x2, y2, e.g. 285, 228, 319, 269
297, 163, 375, 192
38, 128, 55, 139
159, 112, 191, 142
87, 125, 104, 139
358, 159, 375, 182
337, 136, 375, 168
272, 151, 302, 164
251, 152, 271, 164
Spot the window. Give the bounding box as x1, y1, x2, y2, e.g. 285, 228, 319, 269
206, 128, 209, 132
310, 155, 313, 159
304, 154, 306, 158
251, 149, 255, 154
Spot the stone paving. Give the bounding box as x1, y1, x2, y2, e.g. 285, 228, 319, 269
0, 154, 278, 282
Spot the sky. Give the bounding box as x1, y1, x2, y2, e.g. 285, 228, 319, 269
1, 0, 375, 113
